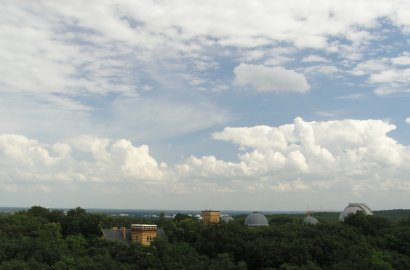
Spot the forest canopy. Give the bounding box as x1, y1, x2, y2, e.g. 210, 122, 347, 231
1, 206, 410, 269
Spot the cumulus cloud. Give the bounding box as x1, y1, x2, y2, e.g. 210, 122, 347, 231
406, 118, 410, 124
233, 64, 310, 92
174, 117, 410, 195
0, 135, 167, 192
1, 117, 410, 197
190, 117, 409, 192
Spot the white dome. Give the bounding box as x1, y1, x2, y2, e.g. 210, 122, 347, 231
221, 215, 234, 223
244, 212, 268, 227
339, 203, 374, 222
303, 216, 319, 225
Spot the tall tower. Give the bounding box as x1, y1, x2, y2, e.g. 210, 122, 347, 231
201, 210, 221, 224
130, 224, 157, 246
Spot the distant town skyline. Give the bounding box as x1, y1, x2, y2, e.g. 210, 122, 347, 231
1, 1, 410, 210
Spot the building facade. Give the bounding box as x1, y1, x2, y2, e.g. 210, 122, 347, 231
102, 224, 161, 246
130, 224, 157, 246
201, 210, 221, 224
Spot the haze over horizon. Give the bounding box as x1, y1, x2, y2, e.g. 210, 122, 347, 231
1, 1, 410, 211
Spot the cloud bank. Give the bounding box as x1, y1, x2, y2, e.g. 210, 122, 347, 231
1, 118, 409, 197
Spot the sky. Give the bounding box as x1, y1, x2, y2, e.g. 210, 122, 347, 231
1, 0, 410, 211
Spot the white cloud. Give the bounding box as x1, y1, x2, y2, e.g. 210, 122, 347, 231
1, 117, 410, 199
0, 135, 167, 192
391, 53, 410, 65
369, 68, 410, 84
351, 57, 410, 96
3, 2, 410, 207
233, 63, 310, 92
301, 55, 329, 63
351, 59, 389, 76
198, 117, 409, 192
406, 118, 410, 124
2, 1, 410, 99
373, 86, 403, 96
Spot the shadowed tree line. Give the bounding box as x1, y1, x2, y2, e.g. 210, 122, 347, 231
1, 206, 410, 269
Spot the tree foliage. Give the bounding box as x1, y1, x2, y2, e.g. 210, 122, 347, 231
1, 206, 410, 269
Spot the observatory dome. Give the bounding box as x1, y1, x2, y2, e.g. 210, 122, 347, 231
244, 212, 269, 227
339, 203, 374, 222
221, 215, 234, 224
303, 216, 319, 225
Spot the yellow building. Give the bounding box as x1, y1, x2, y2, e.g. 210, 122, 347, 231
102, 224, 164, 246
130, 224, 158, 246
201, 210, 221, 224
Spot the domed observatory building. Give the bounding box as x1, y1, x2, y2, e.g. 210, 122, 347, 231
221, 214, 234, 224
303, 216, 319, 225
303, 210, 319, 225
339, 203, 374, 222
244, 212, 269, 227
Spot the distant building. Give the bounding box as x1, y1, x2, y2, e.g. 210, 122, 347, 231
244, 212, 269, 227
303, 210, 319, 225
130, 224, 157, 246
339, 203, 374, 222
102, 224, 166, 246
201, 210, 221, 224
303, 216, 319, 225
221, 214, 234, 224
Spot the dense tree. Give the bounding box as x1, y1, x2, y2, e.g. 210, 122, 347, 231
1, 207, 410, 269
61, 207, 108, 237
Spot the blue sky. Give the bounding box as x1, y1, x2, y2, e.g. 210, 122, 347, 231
1, 1, 410, 211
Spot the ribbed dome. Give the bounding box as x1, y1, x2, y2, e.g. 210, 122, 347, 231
244, 212, 268, 227
303, 216, 319, 225
339, 203, 374, 222
221, 215, 234, 224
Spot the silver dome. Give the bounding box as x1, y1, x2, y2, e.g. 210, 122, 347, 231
221, 215, 234, 224
303, 216, 319, 225
339, 203, 374, 222
244, 212, 268, 227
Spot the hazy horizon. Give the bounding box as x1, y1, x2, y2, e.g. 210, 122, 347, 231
0, 205, 406, 214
